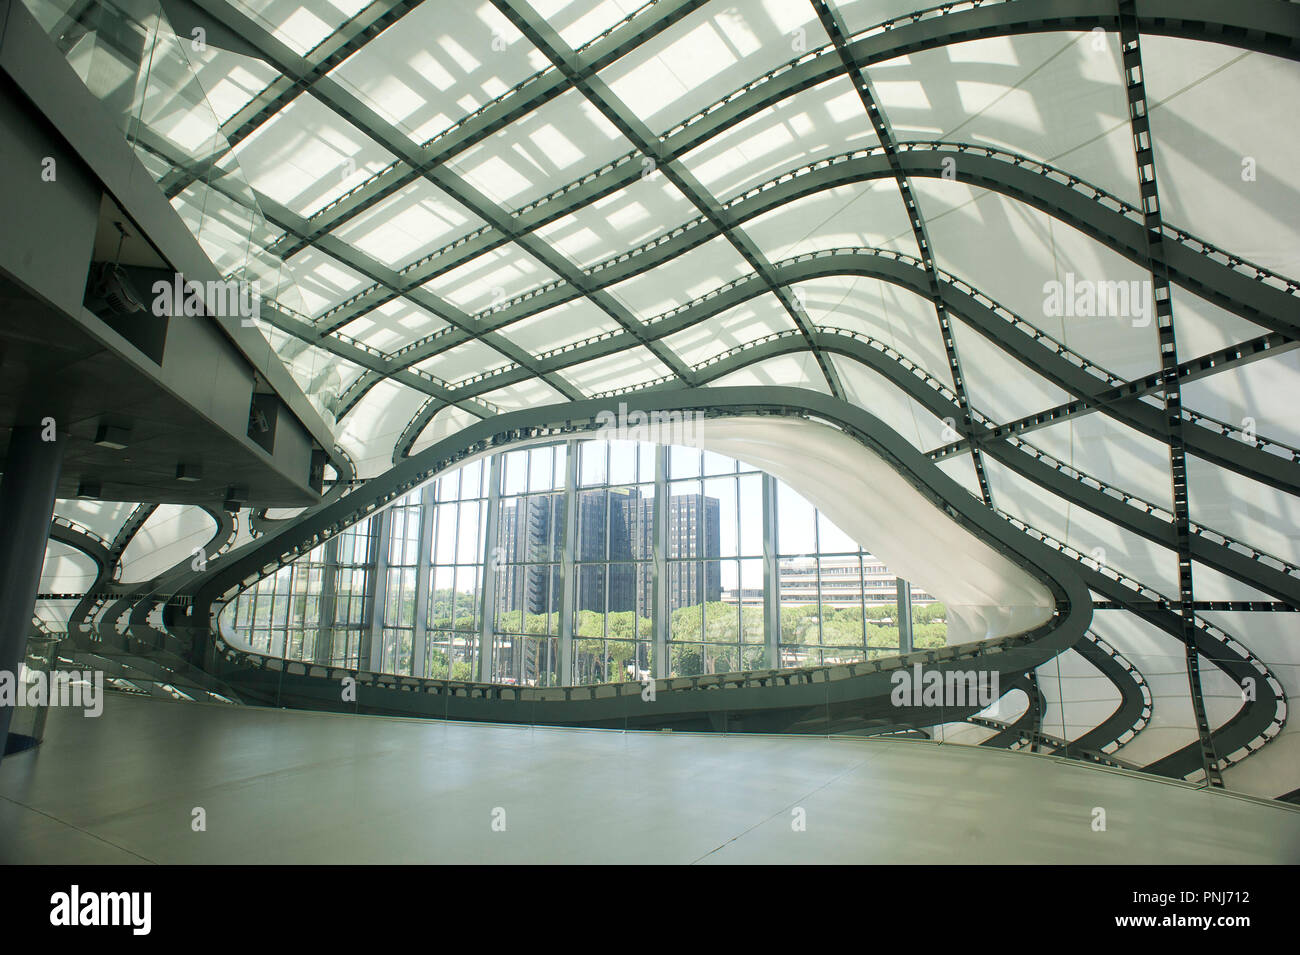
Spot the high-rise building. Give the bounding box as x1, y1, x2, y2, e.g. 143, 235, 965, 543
497, 489, 721, 617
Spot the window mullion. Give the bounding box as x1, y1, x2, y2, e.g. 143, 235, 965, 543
477, 454, 503, 683
897, 578, 913, 655
411, 483, 436, 678
761, 472, 779, 669
652, 444, 669, 679
557, 440, 579, 684
364, 508, 391, 673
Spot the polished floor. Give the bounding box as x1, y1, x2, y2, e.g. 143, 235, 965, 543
1, 693, 1297, 864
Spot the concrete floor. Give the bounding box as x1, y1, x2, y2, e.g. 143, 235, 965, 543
1, 693, 1297, 864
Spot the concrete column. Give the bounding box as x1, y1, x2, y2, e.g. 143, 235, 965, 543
0, 424, 66, 759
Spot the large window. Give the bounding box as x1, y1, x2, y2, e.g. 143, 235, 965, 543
223, 441, 944, 683
574, 440, 655, 684
493, 445, 565, 685
380, 490, 421, 675
226, 515, 376, 667
427, 457, 486, 680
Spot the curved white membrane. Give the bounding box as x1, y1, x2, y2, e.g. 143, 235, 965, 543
1144, 40, 1300, 283
338, 378, 433, 478
708, 352, 830, 394
1203, 612, 1300, 798
38, 541, 96, 587
1090, 610, 1198, 766
118, 506, 218, 585
52, 500, 137, 541
659, 415, 1055, 644
1035, 647, 1122, 742
934, 686, 1033, 745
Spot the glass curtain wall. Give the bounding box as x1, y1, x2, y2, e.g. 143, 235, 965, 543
223, 442, 944, 683
575, 440, 655, 684
427, 458, 486, 680
226, 515, 376, 666
381, 490, 421, 675
493, 445, 565, 685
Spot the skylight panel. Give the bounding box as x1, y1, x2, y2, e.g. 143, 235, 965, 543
1144, 37, 1300, 281
707, 352, 828, 393
876, 34, 1135, 203
421, 243, 559, 315
334, 298, 450, 353
414, 338, 515, 385
229, 91, 399, 218
600, 1, 827, 132
338, 378, 431, 478
913, 181, 1161, 382
557, 346, 672, 395
605, 235, 754, 321
741, 181, 920, 263
532, 176, 694, 269
792, 274, 952, 384
284, 245, 373, 318
478, 377, 569, 411
189, 46, 280, 127
228, 0, 373, 57
680, 76, 878, 200
529, 0, 645, 50
498, 299, 622, 357
831, 0, 941, 37
330, 178, 487, 271
661, 293, 798, 367
448, 89, 630, 207
328, 1, 551, 146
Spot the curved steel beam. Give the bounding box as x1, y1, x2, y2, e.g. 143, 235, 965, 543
158, 387, 1092, 735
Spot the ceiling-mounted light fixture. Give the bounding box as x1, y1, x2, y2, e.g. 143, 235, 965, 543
93, 424, 131, 450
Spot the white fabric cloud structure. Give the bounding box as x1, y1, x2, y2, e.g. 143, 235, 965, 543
36, 0, 1300, 802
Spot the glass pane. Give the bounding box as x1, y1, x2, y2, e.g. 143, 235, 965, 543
503, 448, 528, 495
818, 509, 859, 555
608, 439, 636, 484
637, 441, 656, 483
580, 440, 606, 486
738, 473, 762, 557
702, 450, 734, 475
776, 482, 816, 556
705, 476, 737, 557
437, 468, 460, 502
528, 446, 553, 492
460, 459, 482, 499
669, 445, 700, 479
